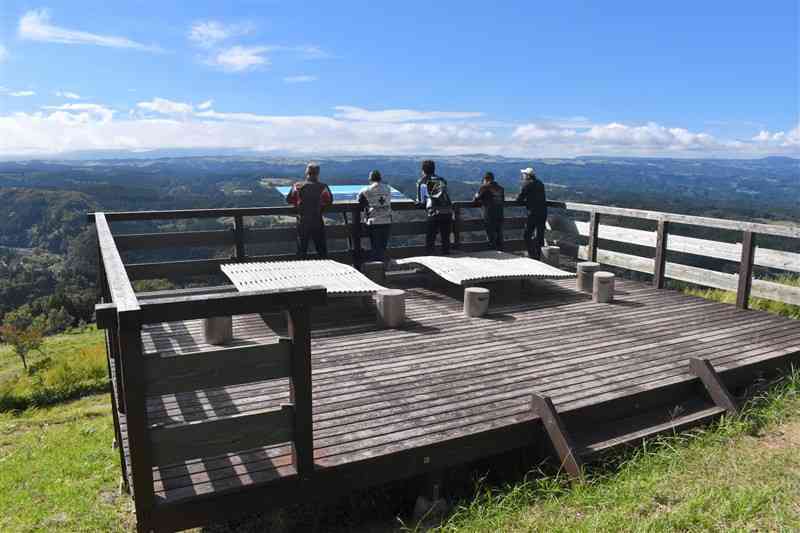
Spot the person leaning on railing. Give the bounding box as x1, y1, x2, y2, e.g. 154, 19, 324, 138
416, 159, 453, 255
472, 171, 505, 251
357, 170, 393, 262
516, 166, 548, 260
286, 162, 333, 259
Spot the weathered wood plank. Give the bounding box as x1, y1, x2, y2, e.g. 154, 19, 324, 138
95, 213, 139, 312
115, 230, 234, 251
149, 405, 294, 467
144, 339, 292, 396
138, 286, 327, 324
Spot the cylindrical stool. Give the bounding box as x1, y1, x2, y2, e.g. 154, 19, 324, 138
542, 245, 561, 267
361, 261, 386, 285
577, 261, 601, 293
204, 316, 233, 345
463, 287, 490, 317
375, 289, 406, 328
593, 271, 615, 303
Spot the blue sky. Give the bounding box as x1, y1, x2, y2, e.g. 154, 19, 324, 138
0, 1, 797, 158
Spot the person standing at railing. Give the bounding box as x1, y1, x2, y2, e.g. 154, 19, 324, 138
287, 162, 333, 259
416, 160, 453, 255
473, 171, 505, 251
358, 170, 393, 262
516, 166, 548, 260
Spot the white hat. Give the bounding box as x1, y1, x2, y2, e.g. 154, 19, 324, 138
520, 167, 536, 176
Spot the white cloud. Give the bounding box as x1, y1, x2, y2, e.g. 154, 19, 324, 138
206, 45, 270, 72
334, 106, 484, 123
55, 91, 81, 100
0, 102, 796, 158
188, 20, 252, 48
18, 9, 161, 52
8, 90, 36, 97
136, 97, 194, 116
0, 44, 7, 62
283, 75, 318, 83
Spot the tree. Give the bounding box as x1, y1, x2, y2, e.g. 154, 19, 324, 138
0, 320, 44, 373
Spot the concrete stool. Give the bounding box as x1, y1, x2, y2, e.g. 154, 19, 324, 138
463, 287, 490, 317
577, 261, 601, 293
204, 316, 233, 345
375, 289, 406, 328
542, 245, 561, 267
361, 261, 386, 285
593, 271, 615, 303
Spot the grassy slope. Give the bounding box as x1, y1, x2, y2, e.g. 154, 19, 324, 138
436, 374, 800, 533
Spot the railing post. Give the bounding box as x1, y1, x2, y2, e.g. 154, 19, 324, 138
453, 206, 462, 250
233, 215, 246, 261
736, 230, 756, 309
286, 305, 314, 478
587, 211, 600, 262
117, 310, 154, 531
653, 219, 670, 289
351, 208, 363, 267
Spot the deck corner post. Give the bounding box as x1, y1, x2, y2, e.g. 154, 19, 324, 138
453, 206, 462, 250
587, 212, 600, 263
736, 230, 756, 309
689, 358, 738, 414
233, 215, 246, 261
117, 309, 155, 526
286, 304, 314, 478
653, 219, 670, 289
530, 393, 583, 479
351, 208, 363, 267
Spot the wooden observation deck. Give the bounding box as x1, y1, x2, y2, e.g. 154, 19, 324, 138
90, 200, 800, 532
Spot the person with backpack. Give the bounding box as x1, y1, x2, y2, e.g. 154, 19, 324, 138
286, 162, 333, 259
473, 171, 505, 251
416, 160, 452, 255
516, 166, 548, 260
357, 170, 392, 262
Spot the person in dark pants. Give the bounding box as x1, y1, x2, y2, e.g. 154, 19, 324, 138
286, 162, 333, 258
357, 170, 393, 262
473, 171, 505, 250
416, 160, 452, 255
516, 166, 547, 260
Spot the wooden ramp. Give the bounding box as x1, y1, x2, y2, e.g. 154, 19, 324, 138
133, 277, 800, 510
395, 251, 575, 285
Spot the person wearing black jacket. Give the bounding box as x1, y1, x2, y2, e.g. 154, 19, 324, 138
416, 160, 453, 255
286, 162, 333, 258
473, 172, 505, 250
516, 166, 547, 259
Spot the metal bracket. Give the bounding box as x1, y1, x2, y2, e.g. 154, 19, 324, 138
531, 393, 583, 478
689, 358, 738, 414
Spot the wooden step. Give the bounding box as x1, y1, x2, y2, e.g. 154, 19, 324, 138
575, 405, 727, 457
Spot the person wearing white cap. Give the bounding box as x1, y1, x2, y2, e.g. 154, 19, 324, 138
516, 166, 548, 260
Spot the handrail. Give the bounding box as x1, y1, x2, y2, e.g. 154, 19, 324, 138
563, 202, 800, 240
95, 213, 140, 313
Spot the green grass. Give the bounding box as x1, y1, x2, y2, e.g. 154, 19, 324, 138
432, 371, 800, 533
0, 327, 108, 412
680, 274, 800, 320
0, 394, 133, 532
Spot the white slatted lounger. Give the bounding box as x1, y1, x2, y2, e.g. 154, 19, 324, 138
395, 250, 575, 286
221, 260, 388, 297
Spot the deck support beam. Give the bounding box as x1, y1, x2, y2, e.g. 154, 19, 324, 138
689, 358, 738, 414
653, 219, 669, 289
736, 230, 756, 309
587, 212, 600, 263
531, 393, 583, 478
286, 305, 315, 478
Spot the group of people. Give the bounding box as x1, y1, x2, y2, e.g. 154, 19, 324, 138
285, 160, 548, 262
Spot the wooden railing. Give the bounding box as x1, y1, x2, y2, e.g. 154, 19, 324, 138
94, 214, 327, 527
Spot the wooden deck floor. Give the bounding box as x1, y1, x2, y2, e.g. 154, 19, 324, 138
130, 276, 800, 506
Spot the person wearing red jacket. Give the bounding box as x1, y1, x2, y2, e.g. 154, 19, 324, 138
286, 162, 333, 258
